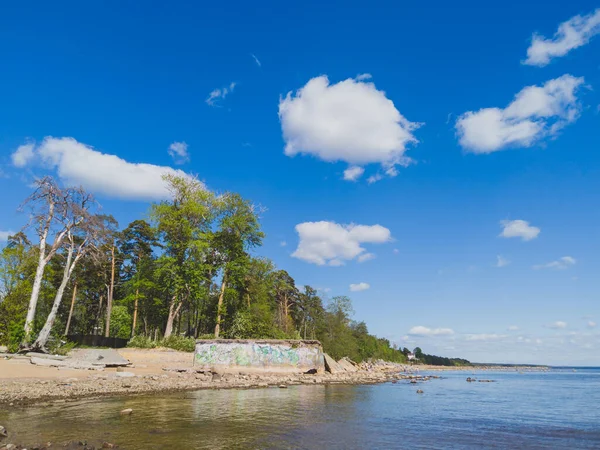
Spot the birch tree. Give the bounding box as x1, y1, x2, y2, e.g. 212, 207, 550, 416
33, 209, 106, 352
21, 177, 86, 347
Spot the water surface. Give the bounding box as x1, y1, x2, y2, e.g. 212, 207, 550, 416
1, 369, 599, 449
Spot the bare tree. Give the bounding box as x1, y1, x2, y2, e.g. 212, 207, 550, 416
21, 177, 86, 346
32, 207, 107, 352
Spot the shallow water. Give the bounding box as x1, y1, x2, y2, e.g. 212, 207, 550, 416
1, 369, 600, 449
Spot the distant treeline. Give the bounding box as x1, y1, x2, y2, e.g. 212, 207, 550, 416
403, 347, 472, 366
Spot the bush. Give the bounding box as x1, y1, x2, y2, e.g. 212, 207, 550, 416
110, 306, 132, 339
127, 335, 157, 349
7, 320, 25, 353
47, 339, 76, 356
159, 335, 195, 352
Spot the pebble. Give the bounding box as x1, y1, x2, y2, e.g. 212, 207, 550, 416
120, 408, 133, 415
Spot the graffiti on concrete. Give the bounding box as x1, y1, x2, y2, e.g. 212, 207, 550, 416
195, 340, 324, 372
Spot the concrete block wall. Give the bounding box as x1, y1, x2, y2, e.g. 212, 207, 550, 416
194, 339, 325, 374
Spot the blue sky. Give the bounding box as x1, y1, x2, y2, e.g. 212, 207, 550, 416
1, 1, 599, 365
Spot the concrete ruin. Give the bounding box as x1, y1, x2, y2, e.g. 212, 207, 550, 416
194, 339, 325, 374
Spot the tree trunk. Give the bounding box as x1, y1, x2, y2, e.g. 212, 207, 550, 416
104, 245, 116, 338
131, 288, 139, 337
214, 271, 227, 338
163, 296, 181, 338
33, 245, 79, 351
23, 230, 49, 340
64, 282, 78, 336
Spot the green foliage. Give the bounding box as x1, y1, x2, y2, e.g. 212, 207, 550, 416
159, 335, 196, 352
412, 348, 471, 366
47, 339, 76, 356
1, 176, 470, 366
110, 305, 132, 339
227, 306, 289, 339
7, 320, 26, 353
128, 335, 157, 349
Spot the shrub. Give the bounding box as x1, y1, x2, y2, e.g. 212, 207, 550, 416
159, 335, 195, 352
47, 339, 76, 356
110, 306, 132, 339
7, 320, 25, 353
127, 335, 157, 349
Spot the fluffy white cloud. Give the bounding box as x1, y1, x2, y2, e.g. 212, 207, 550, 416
408, 326, 455, 337
507, 325, 519, 331
11, 143, 35, 167
206, 82, 236, 106
291, 221, 391, 266
279, 75, 420, 181
349, 282, 370, 292
548, 321, 568, 329
343, 166, 365, 182
456, 75, 584, 153
499, 219, 540, 241
0, 230, 15, 242
588, 321, 597, 328
168, 142, 189, 164
534, 256, 576, 270
11, 137, 193, 201
496, 255, 510, 267
524, 9, 600, 66
465, 333, 507, 341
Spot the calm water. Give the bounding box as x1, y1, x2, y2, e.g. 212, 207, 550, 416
1, 369, 600, 449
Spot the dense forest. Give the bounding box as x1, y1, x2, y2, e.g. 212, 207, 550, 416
0, 175, 415, 363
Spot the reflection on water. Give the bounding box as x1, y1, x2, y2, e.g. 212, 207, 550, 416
2, 370, 600, 449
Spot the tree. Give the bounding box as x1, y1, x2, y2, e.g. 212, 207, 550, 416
21, 177, 86, 345
152, 175, 215, 338
32, 201, 107, 352
119, 220, 159, 337
212, 193, 264, 337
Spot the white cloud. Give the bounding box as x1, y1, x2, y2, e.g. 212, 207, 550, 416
393, 248, 400, 254
168, 142, 189, 164
456, 75, 584, 153
11, 137, 193, 201
343, 166, 365, 182
206, 82, 236, 106
508, 325, 519, 331
291, 221, 391, 266
588, 321, 597, 328
349, 282, 370, 292
499, 219, 540, 241
251, 53, 261, 67
465, 333, 507, 341
534, 256, 576, 270
366, 173, 384, 184
408, 326, 455, 337
355, 73, 372, 81
496, 255, 510, 267
11, 143, 35, 167
280, 241, 287, 247
279, 75, 420, 181
357, 252, 376, 263
0, 230, 15, 242
549, 321, 567, 329
524, 9, 600, 66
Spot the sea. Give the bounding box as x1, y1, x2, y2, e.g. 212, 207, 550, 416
1, 368, 599, 449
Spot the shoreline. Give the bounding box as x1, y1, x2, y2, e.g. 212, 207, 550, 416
0, 348, 547, 407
